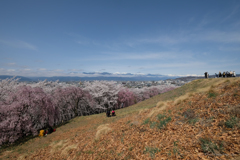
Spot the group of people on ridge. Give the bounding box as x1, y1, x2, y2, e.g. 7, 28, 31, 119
215, 71, 236, 78
205, 71, 236, 78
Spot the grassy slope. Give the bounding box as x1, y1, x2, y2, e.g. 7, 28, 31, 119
0, 78, 240, 160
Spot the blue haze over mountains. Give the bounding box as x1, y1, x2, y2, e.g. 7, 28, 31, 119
0, 74, 179, 82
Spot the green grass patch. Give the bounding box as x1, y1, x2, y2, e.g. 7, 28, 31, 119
150, 122, 157, 128
157, 114, 166, 121
84, 150, 94, 154
156, 114, 172, 129
173, 141, 180, 156
143, 118, 151, 125
188, 118, 199, 125
225, 116, 239, 128
129, 146, 133, 151
121, 133, 125, 144
143, 146, 160, 159
200, 138, 224, 154
208, 92, 217, 98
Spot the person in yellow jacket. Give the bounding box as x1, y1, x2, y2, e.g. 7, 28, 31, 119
39, 130, 45, 137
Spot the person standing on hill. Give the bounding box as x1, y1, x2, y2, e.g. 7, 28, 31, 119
204, 72, 208, 78
233, 71, 236, 77
219, 72, 222, 77
223, 72, 226, 78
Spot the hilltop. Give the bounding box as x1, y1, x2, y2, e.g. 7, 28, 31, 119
0, 78, 240, 160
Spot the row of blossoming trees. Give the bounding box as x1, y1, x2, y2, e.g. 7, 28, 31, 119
0, 78, 177, 145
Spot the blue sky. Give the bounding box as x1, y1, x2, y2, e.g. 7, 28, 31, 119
0, 0, 240, 77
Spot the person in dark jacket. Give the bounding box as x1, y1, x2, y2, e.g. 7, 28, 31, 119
106, 109, 111, 117
219, 72, 222, 77
48, 126, 54, 134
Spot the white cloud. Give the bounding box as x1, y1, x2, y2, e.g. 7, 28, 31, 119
7, 69, 15, 72
0, 40, 37, 50
221, 5, 240, 23
38, 68, 47, 71
6, 63, 16, 66
23, 69, 31, 71
200, 31, 240, 43
54, 69, 64, 72
167, 74, 203, 77
219, 47, 240, 52
124, 30, 240, 47
78, 51, 189, 61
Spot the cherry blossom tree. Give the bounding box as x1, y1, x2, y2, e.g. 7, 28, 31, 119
84, 81, 122, 110
117, 88, 135, 108
52, 87, 94, 123
0, 77, 24, 104
0, 78, 178, 146
0, 86, 55, 145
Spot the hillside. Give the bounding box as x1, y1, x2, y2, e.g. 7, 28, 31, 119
0, 78, 240, 160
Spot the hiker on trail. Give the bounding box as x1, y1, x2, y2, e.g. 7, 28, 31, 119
112, 110, 116, 116
223, 72, 226, 78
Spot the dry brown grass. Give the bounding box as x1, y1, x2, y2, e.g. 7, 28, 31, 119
17, 154, 27, 160
147, 102, 168, 118
61, 144, 78, 156
49, 139, 69, 154
138, 108, 149, 115
95, 124, 112, 140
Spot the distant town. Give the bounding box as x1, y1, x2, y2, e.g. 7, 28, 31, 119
40, 79, 192, 88
1, 74, 239, 89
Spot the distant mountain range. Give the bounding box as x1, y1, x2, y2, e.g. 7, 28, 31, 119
0, 75, 33, 82
0, 75, 178, 82
0, 74, 238, 82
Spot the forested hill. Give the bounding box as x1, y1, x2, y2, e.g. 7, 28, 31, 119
0, 77, 240, 160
